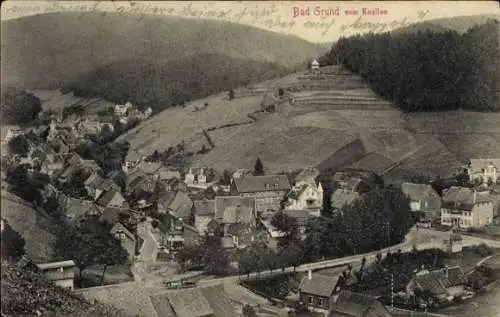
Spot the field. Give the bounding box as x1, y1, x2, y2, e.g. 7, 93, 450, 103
121, 67, 500, 177
0, 190, 56, 262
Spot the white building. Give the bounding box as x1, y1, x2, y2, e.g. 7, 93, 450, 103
114, 102, 133, 117
467, 159, 500, 185
184, 167, 207, 187
36, 260, 76, 290
285, 179, 323, 216
311, 59, 320, 71
441, 186, 494, 229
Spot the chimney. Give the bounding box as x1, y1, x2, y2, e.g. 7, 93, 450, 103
308, 269, 312, 280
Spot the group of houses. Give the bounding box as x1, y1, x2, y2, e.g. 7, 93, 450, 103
113, 101, 152, 124
330, 159, 500, 230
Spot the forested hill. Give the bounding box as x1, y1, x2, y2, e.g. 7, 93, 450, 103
62, 53, 289, 113
2, 12, 325, 90
323, 19, 499, 112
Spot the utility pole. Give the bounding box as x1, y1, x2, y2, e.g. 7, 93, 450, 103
391, 273, 394, 309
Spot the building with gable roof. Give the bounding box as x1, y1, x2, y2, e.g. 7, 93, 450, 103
467, 159, 500, 185
441, 186, 493, 228
96, 189, 127, 209
401, 182, 441, 222
311, 59, 320, 71
37, 260, 76, 290
231, 175, 291, 215
193, 199, 215, 235
184, 167, 208, 187
110, 222, 137, 258
329, 290, 392, 317
299, 270, 340, 313
214, 196, 256, 235
406, 266, 467, 302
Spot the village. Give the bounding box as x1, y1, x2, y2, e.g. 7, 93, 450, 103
1, 58, 500, 317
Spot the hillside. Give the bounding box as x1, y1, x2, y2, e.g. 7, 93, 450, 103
0, 190, 56, 263
1, 12, 325, 90
392, 14, 499, 35
62, 54, 289, 111
119, 64, 500, 177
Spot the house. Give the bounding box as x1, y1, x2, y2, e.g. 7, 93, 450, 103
157, 167, 181, 182
96, 189, 127, 208
110, 222, 136, 258
157, 215, 199, 253
467, 159, 500, 185
114, 102, 133, 117
149, 284, 237, 317
63, 198, 102, 224
36, 260, 76, 290
311, 59, 320, 71
126, 173, 156, 198
224, 223, 267, 250
122, 150, 144, 172
231, 175, 291, 215
143, 107, 153, 119
193, 199, 215, 235
441, 186, 493, 229
331, 189, 360, 214
329, 291, 392, 317
401, 182, 441, 222
214, 196, 257, 235
284, 210, 318, 238
406, 266, 467, 302
158, 191, 194, 224
284, 179, 323, 216
185, 167, 208, 186
299, 270, 339, 313
84, 173, 120, 200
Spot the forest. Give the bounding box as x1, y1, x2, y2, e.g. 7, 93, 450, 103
323, 19, 499, 112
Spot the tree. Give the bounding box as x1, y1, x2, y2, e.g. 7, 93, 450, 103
456, 169, 472, 187
202, 236, 229, 275
228, 89, 235, 101
1, 219, 26, 262
254, 157, 264, 176
220, 169, 232, 186
1, 88, 42, 125
53, 220, 128, 285
8, 135, 30, 156
271, 211, 299, 247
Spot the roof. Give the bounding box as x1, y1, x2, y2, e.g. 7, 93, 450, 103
96, 189, 126, 208
158, 168, 181, 180
287, 184, 309, 200
158, 191, 177, 206
126, 170, 149, 187
469, 159, 500, 172
194, 199, 215, 216
299, 274, 338, 297
442, 186, 492, 210
295, 167, 320, 184
311, 59, 320, 66
215, 196, 255, 224
412, 266, 466, 295
136, 161, 162, 174
111, 222, 136, 241
166, 287, 214, 317
37, 260, 76, 270
347, 152, 394, 175
65, 198, 102, 220
101, 207, 131, 224
199, 284, 237, 317
284, 210, 315, 226
125, 150, 144, 162
331, 291, 390, 317
168, 191, 193, 218
401, 183, 437, 201
331, 189, 359, 210
84, 173, 117, 191
233, 175, 290, 193
149, 293, 176, 317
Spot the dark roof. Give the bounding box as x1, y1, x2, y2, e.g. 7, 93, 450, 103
101, 207, 131, 224
233, 175, 290, 193
194, 199, 215, 216
299, 274, 338, 297
111, 222, 135, 241
330, 291, 390, 317
96, 189, 125, 207
166, 287, 213, 317
168, 192, 193, 219
412, 266, 466, 295
215, 196, 255, 224
347, 152, 394, 175
442, 186, 492, 211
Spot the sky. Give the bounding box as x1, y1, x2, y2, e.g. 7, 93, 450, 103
1, 1, 499, 42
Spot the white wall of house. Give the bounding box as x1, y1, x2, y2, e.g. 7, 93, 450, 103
286, 184, 323, 211
194, 214, 212, 235
441, 202, 493, 228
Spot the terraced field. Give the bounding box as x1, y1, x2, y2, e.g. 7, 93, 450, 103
122, 65, 500, 178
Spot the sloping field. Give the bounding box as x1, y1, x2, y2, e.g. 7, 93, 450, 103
118, 93, 262, 155
437, 133, 500, 162
407, 112, 500, 133
1, 191, 56, 262
29, 89, 115, 116
194, 114, 359, 173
